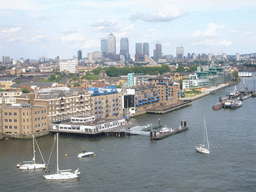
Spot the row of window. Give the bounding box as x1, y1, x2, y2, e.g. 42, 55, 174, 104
5, 126, 17, 129
35, 110, 46, 115
4, 112, 17, 116
5, 117, 46, 123
35, 123, 47, 128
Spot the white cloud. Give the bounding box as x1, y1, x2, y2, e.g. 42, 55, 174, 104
9, 36, 25, 42
191, 23, 224, 37
91, 20, 120, 32
129, 4, 185, 22
28, 35, 48, 42
193, 39, 232, 46
2, 27, 21, 33
1, 0, 37, 10
61, 31, 85, 42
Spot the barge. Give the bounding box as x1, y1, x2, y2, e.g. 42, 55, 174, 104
150, 121, 188, 140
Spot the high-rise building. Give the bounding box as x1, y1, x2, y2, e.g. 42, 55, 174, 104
236, 53, 240, 61
176, 45, 184, 60
120, 38, 129, 61
77, 50, 82, 60
135, 43, 143, 54
101, 39, 108, 57
107, 33, 116, 54
143, 43, 149, 55
59, 59, 78, 73
154, 43, 162, 62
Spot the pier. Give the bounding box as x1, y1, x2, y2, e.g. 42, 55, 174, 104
146, 101, 192, 114
150, 121, 188, 140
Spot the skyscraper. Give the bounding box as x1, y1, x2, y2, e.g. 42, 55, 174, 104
135, 43, 142, 54
101, 39, 108, 57
143, 43, 149, 55
176, 45, 184, 60
120, 38, 129, 61
77, 50, 82, 60
154, 43, 162, 62
107, 33, 116, 54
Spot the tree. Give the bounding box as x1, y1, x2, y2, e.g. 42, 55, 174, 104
22, 87, 31, 93
93, 67, 102, 75
176, 66, 185, 72
232, 70, 239, 80
106, 66, 119, 77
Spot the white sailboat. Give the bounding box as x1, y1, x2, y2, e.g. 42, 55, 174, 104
17, 134, 46, 170
195, 118, 210, 154
44, 133, 80, 180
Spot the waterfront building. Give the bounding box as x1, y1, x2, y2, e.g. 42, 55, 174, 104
182, 66, 229, 90
88, 86, 122, 118
107, 33, 116, 55
52, 115, 126, 134
0, 103, 48, 137
16, 88, 91, 124
59, 59, 78, 73
120, 38, 129, 61
101, 39, 108, 57
143, 43, 149, 55
77, 50, 82, 61
236, 53, 240, 61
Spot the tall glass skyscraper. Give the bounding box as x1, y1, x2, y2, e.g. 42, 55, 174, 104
176, 45, 184, 60
136, 43, 143, 54
77, 50, 82, 60
107, 33, 116, 54
120, 38, 129, 61
143, 43, 149, 55
154, 43, 162, 61
101, 39, 108, 57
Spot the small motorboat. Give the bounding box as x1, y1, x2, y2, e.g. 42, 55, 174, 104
77, 151, 95, 158
159, 126, 173, 134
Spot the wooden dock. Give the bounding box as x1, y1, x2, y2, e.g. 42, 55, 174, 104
150, 121, 188, 140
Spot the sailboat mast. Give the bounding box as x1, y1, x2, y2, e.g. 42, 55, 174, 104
57, 133, 59, 174
33, 134, 36, 163
204, 119, 210, 151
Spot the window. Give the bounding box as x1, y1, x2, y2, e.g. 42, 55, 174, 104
5, 119, 8, 122
35, 111, 37, 115
42, 123, 44, 127
9, 112, 12, 116
35, 118, 37, 121
5, 126, 8, 129
14, 126, 17, 129
14, 119, 17, 122
38, 124, 40, 127
23, 126, 25, 129
27, 126, 29, 129
38, 111, 40, 114
27, 119, 29, 122
35, 124, 37, 128
23, 113, 25, 116
14, 112, 17, 116
9, 126, 12, 129
9, 119, 12, 122
44, 110, 46, 113
42, 110, 43, 113
27, 112, 29, 116
4, 112, 7, 116
23, 119, 25, 122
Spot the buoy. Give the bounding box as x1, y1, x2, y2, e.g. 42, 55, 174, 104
82, 147, 84, 149
115, 145, 116, 147
65, 153, 68, 157
94, 154, 96, 156
102, 149, 104, 151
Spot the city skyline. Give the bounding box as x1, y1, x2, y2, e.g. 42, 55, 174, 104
0, 0, 256, 59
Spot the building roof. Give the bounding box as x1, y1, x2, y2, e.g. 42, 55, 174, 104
0, 75, 16, 82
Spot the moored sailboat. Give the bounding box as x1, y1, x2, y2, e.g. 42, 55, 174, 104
195, 118, 210, 154
44, 133, 80, 180
17, 134, 46, 170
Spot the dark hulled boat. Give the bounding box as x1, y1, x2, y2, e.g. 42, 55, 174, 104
212, 102, 224, 110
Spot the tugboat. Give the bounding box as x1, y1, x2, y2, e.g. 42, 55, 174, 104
212, 102, 224, 110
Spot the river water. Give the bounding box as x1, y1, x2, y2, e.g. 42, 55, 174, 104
1, 74, 256, 191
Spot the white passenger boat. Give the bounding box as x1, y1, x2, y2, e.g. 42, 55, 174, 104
195, 118, 210, 155
77, 151, 95, 158
44, 133, 80, 180
159, 126, 173, 133
17, 134, 46, 170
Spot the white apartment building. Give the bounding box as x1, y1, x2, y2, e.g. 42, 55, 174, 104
59, 59, 78, 73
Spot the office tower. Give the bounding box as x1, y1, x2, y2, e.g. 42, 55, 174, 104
176, 45, 184, 60
154, 43, 162, 62
107, 33, 116, 54
135, 43, 142, 54
236, 53, 240, 61
77, 50, 82, 60
208, 53, 212, 61
143, 43, 149, 55
101, 39, 108, 57
120, 38, 129, 61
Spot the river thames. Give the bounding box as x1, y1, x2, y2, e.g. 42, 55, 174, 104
1, 74, 256, 191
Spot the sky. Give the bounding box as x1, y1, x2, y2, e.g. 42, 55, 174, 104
0, 0, 256, 60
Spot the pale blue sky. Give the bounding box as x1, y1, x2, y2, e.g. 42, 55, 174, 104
0, 0, 255, 60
